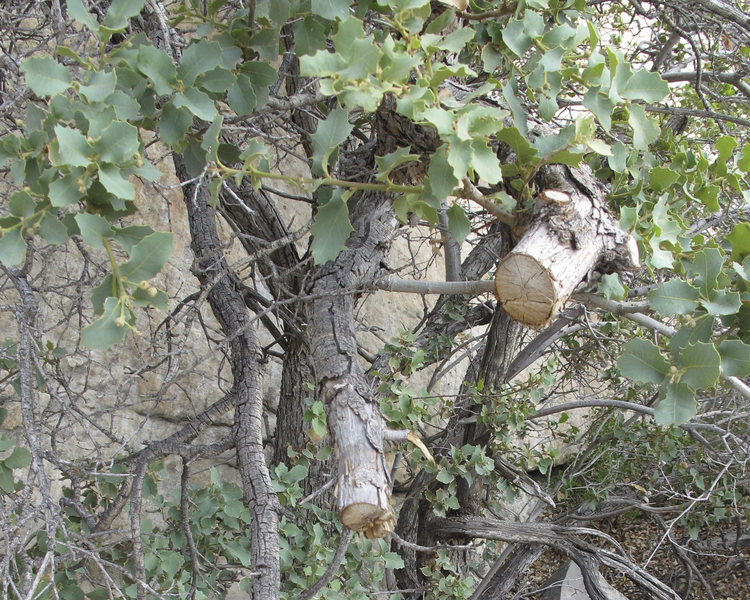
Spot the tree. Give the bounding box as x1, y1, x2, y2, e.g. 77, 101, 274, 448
1, 0, 749, 599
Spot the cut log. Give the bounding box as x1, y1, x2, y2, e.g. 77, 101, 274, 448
325, 380, 395, 539
494, 165, 639, 328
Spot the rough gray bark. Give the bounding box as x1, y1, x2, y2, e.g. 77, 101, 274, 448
308, 192, 398, 536
176, 157, 280, 600
429, 516, 681, 600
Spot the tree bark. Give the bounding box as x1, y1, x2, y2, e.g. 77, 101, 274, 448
176, 157, 280, 600
308, 193, 398, 537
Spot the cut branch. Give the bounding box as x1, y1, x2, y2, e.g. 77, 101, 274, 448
493, 166, 639, 328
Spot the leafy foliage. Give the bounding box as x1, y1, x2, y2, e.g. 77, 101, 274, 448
2, 0, 750, 598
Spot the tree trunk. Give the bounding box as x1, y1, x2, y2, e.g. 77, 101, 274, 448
177, 157, 280, 600
308, 193, 398, 537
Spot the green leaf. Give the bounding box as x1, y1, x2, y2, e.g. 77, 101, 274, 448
496, 127, 537, 165
310, 190, 353, 264
119, 231, 173, 283
79, 70, 117, 102
608, 141, 627, 173
696, 184, 720, 212
690, 248, 724, 297
654, 381, 696, 425
447, 203, 471, 244
677, 342, 721, 390
0, 229, 26, 267
286, 464, 308, 483
648, 279, 700, 315
0, 464, 15, 493
310, 107, 353, 176
617, 339, 670, 385
582, 87, 614, 132
628, 104, 660, 151
81, 297, 129, 349
49, 174, 83, 207
718, 340, 750, 378
159, 100, 193, 147
54, 125, 93, 168
439, 28, 474, 53
502, 19, 533, 56
67, 0, 100, 33
74, 213, 112, 248
103, 0, 145, 30
112, 225, 154, 254
293, 16, 328, 56
4, 446, 31, 469
311, 0, 351, 20
436, 468, 454, 484
383, 552, 405, 570
173, 87, 217, 121
98, 164, 135, 200
648, 166, 680, 192
502, 80, 528, 136
20, 57, 72, 96
137, 45, 177, 97
109, 90, 140, 121
702, 288, 741, 316
425, 148, 458, 203
470, 140, 503, 184
598, 273, 626, 300
621, 69, 670, 102
96, 121, 140, 164
224, 541, 253, 567
727, 222, 750, 261
179, 41, 224, 87
39, 212, 70, 244
159, 551, 184, 579
9, 191, 34, 218
196, 67, 236, 93
375, 146, 419, 181
201, 116, 224, 161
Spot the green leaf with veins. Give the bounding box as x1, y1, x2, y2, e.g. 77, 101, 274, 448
20, 57, 72, 96
310, 189, 353, 264
137, 45, 177, 97
677, 342, 721, 390
54, 125, 92, 168
179, 41, 223, 87
648, 279, 700, 315
701, 289, 741, 316
654, 381, 696, 425
628, 104, 660, 150
103, 0, 145, 31
690, 248, 724, 298
96, 121, 140, 164
81, 297, 129, 349
119, 232, 174, 283
447, 203, 471, 244
310, 107, 353, 176
617, 339, 670, 385
718, 340, 750, 378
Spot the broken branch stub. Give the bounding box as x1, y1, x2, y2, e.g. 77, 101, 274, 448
494, 167, 639, 329
324, 380, 396, 539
